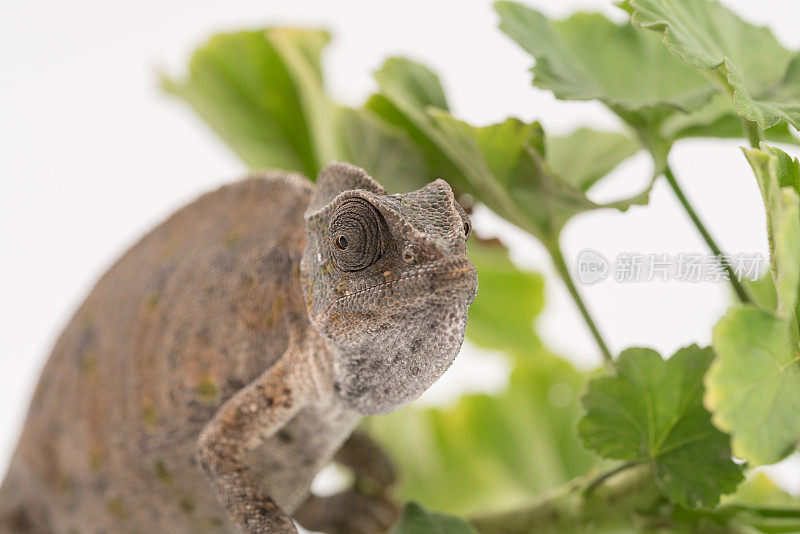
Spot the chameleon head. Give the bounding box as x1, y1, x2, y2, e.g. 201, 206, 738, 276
300, 162, 478, 415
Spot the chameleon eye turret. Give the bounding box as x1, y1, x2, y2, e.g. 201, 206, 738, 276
0, 162, 475, 534
328, 198, 386, 272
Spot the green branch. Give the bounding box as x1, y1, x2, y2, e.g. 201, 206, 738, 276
663, 165, 751, 304
742, 118, 763, 149
470, 464, 657, 534
547, 238, 613, 364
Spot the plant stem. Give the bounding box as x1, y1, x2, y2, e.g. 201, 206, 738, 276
547, 239, 613, 364
582, 460, 642, 497
742, 118, 762, 148
470, 464, 658, 534
663, 165, 751, 304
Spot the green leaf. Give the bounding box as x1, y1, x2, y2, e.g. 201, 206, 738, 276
724, 472, 800, 508
367, 249, 596, 516
495, 2, 713, 112
163, 28, 342, 177
367, 246, 598, 517
706, 145, 800, 466
367, 58, 645, 239
374, 57, 449, 113
465, 239, 544, 356
743, 274, 778, 313
546, 128, 640, 192
495, 2, 798, 165
391, 503, 477, 534
742, 146, 800, 320
661, 93, 800, 145
427, 111, 648, 242
366, 59, 467, 191
339, 108, 430, 193
367, 350, 597, 516
707, 306, 800, 465
494, 2, 730, 163
579, 346, 743, 508
623, 0, 800, 131
367, 58, 647, 239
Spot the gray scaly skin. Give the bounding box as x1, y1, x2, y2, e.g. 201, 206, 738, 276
0, 162, 478, 534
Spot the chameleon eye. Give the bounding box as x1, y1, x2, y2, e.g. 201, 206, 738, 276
463, 220, 471, 238
329, 198, 384, 272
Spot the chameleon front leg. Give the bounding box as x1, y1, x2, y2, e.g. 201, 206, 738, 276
197, 352, 324, 534
334, 430, 397, 490
294, 431, 399, 534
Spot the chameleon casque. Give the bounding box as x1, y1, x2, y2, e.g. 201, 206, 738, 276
0, 162, 478, 534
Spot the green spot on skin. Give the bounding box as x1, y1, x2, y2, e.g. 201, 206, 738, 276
205, 516, 224, 528
264, 295, 285, 327
58, 473, 74, 494
178, 495, 196, 514
153, 459, 172, 486
143, 404, 159, 429
145, 292, 160, 310
89, 448, 103, 474
80, 309, 96, 328
224, 228, 244, 248
80, 351, 97, 375
197, 375, 219, 404
107, 497, 127, 519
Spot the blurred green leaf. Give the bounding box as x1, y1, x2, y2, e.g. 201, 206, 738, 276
427, 110, 648, 243
340, 108, 430, 193
661, 93, 800, 145
465, 239, 544, 356
391, 503, 477, 534
708, 306, 800, 465
367, 58, 644, 230
745, 146, 800, 320
744, 274, 778, 313
365, 239, 598, 517
369, 58, 647, 239
706, 145, 800, 466
623, 0, 800, 131
367, 348, 597, 516
724, 472, 800, 508
579, 346, 743, 508
366, 58, 466, 190
546, 128, 640, 191
162, 29, 342, 176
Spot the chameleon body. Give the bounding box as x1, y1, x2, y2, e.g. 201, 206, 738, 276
0, 163, 477, 533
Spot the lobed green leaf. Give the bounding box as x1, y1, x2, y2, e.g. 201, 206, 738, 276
579, 345, 743, 508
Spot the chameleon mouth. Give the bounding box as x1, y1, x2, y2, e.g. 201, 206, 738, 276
323, 257, 477, 316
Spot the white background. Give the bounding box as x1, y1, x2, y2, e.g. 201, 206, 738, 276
2, 0, 800, 495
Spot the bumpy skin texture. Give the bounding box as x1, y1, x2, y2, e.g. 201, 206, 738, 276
0, 163, 477, 534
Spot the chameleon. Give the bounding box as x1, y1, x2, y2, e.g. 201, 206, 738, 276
0, 162, 478, 534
